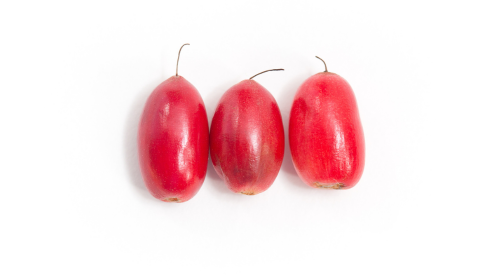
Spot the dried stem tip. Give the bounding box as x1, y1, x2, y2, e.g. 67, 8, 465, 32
315, 56, 328, 72
176, 43, 190, 76
249, 69, 284, 80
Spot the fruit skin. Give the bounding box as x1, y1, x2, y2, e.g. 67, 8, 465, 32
210, 80, 284, 195
289, 72, 365, 189
138, 76, 209, 202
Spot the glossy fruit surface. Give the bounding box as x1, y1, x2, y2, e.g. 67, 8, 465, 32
210, 80, 284, 195
138, 76, 209, 202
289, 72, 365, 189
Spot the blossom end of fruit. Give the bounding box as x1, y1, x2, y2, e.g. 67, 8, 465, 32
164, 197, 181, 202
313, 182, 345, 190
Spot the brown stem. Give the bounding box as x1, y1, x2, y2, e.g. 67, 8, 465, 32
249, 69, 284, 80
315, 56, 328, 72
176, 43, 190, 76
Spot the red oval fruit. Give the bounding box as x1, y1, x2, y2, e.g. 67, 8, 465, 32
289, 60, 365, 189
210, 75, 285, 195
138, 76, 209, 202
137, 44, 209, 202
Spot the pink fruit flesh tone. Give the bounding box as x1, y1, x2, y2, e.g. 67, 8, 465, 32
210, 76, 284, 195
137, 44, 209, 202
289, 61, 365, 189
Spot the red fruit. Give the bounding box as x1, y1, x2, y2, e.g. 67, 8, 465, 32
210, 69, 285, 195
289, 57, 365, 189
137, 44, 209, 202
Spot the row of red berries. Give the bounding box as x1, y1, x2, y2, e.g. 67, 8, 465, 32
138, 44, 365, 202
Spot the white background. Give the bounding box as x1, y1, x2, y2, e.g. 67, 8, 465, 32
1, 0, 479, 279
